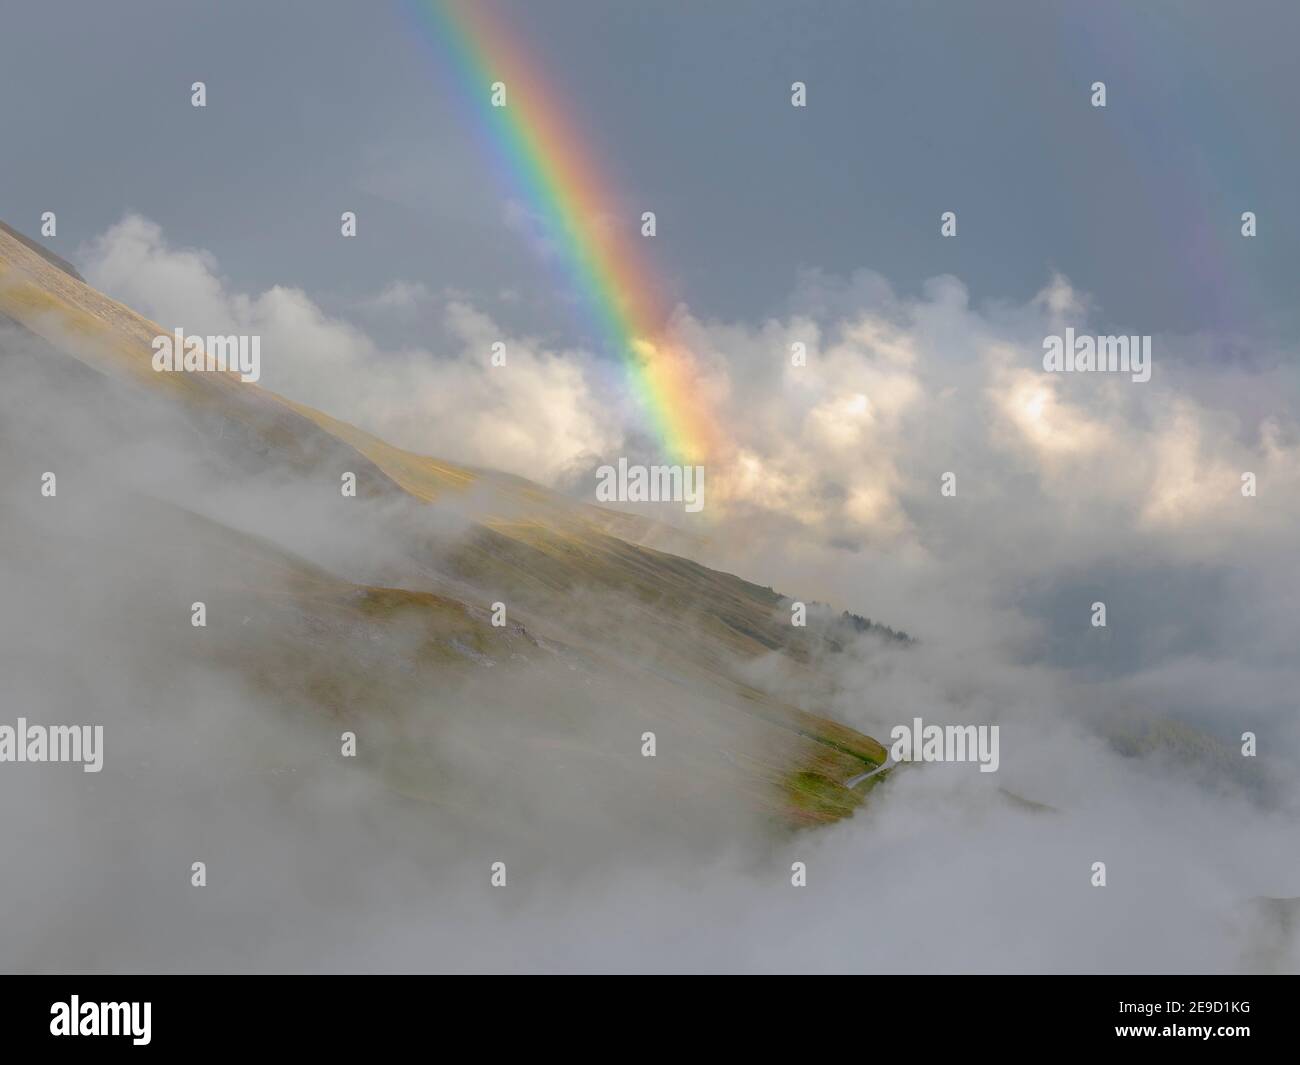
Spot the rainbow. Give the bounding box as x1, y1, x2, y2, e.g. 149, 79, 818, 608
402, 0, 717, 464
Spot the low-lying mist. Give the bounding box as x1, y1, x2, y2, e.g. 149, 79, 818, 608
1, 317, 1296, 974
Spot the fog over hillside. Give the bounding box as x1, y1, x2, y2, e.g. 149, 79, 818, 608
2, 214, 1297, 973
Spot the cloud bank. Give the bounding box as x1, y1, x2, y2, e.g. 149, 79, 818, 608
43, 215, 1300, 972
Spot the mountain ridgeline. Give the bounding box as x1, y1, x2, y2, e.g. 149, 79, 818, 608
0, 221, 903, 837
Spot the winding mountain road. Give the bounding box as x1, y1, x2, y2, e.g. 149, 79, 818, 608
844, 756, 896, 789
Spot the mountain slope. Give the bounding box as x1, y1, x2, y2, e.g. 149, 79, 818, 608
0, 221, 893, 829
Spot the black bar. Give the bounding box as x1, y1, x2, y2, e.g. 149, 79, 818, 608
0, 975, 1291, 1052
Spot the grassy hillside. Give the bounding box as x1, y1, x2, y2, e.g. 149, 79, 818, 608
0, 221, 893, 829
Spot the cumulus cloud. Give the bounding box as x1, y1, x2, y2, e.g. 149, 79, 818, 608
74, 215, 1300, 739
76, 216, 1300, 680
80, 216, 1300, 571
688, 270, 1300, 562
79, 215, 621, 486
359, 280, 432, 312
54, 218, 1300, 972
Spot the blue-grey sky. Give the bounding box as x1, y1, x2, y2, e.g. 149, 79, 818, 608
2, 0, 1297, 350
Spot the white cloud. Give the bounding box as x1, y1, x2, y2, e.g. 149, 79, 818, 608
360, 280, 431, 311
77, 216, 1300, 583
79, 215, 622, 486
23, 217, 1299, 973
